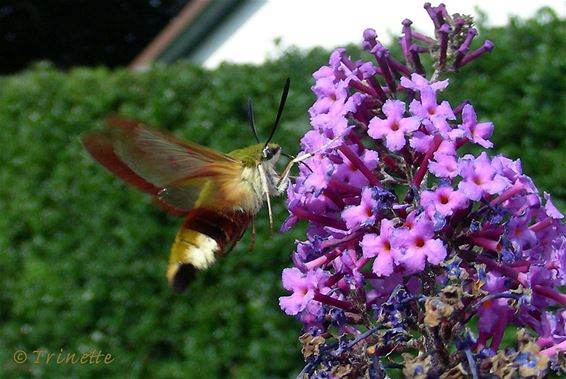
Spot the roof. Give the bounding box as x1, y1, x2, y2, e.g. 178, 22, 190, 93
129, 0, 253, 70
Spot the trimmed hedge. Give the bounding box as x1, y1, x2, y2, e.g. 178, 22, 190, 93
445, 8, 566, 205
0, 10, 564, 378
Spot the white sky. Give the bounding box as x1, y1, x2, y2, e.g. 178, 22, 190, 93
202, 0, 566, 68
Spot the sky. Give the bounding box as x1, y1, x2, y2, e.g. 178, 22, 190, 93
201, 0, 566, 68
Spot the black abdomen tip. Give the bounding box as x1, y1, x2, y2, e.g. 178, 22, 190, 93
171, 264, 198, 293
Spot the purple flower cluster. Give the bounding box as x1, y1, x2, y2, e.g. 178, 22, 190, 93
279, 3, 565, 377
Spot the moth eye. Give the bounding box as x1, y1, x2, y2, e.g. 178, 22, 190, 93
262, 147, 274, 160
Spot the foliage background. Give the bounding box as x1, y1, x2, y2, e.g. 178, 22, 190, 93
0, 10, 564, 378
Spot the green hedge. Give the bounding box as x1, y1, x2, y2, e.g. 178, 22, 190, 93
0, 10, 564, 378
445, 8, 566, 204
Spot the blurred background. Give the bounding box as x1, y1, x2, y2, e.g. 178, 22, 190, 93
0, 1, 564, 378
2, 0, 566, 72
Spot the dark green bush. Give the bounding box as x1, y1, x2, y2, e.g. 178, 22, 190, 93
0, 10, 563, 378
445, 8, 566, 205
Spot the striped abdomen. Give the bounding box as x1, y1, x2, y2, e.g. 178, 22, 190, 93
167, 207, 252, 292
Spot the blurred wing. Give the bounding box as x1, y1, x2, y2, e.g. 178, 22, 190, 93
80, 117, 244, 213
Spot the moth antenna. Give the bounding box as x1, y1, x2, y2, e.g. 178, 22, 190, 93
247, 98, 260, 143
257, 164, 274, 232
264, 78, 291, 148
281, 152, 294, 159
298, 161, 314, 173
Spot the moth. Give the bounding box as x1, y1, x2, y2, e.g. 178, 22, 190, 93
81, 79, 295, 292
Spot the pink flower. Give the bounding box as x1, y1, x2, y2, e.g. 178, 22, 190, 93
368, 99, 420, 151
429, 152, 459, 179
342, 187, 378, 229
458, 152, 511, 201
360, 219, 400, 277
279, 268, 329, 316
394, 214, 447, 273
421, 186, 468, 218
310, 80, 351, 117
409, 86, 455, 133
401, 73, 449, 92
460, 104, 494, 148
334, 147, 379, 187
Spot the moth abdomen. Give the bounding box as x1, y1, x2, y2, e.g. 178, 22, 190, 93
167, 208, 252, 293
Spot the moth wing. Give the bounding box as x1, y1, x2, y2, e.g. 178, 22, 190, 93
81, 117, 246, 213
80, 126, 161, 195
160, 161, 260, 212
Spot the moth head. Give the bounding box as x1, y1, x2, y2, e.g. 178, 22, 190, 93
245, 78, 290, 165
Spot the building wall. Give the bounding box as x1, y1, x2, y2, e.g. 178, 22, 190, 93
195, 0, 566, 68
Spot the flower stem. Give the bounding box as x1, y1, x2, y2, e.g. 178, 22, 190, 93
412, 134, 442, 187
314, 292, 353, 311
533, 285, 566, 307
338, 144, 382, 187
292, 206, 347, 230
529, 218, 554, 232
540, 339, 566, 357
491, 181, 525, 206
305, 249, 342, 270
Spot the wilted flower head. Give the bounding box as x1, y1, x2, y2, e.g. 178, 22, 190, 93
279, 3, 565, 377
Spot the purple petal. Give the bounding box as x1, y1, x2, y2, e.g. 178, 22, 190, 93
399, 115, 421, 133
483, 174, 511, 195
429, 153, 459, 179
372, 251, 395, 276
382, 99, 405, 118
420, 87, 437, 112
458, 180, 483, 201
544, 192, 564, 219
281, 267, 306, 291
385, 130, 407, 151
279, 292, 304, 315
425, 238, 447, 265
361, 233, 380, 258
409, 131, 433, 153
462, 103, 477, 125
368, 117, 390, 139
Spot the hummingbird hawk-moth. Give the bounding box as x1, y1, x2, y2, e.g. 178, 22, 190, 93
81, 79, 295, 292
